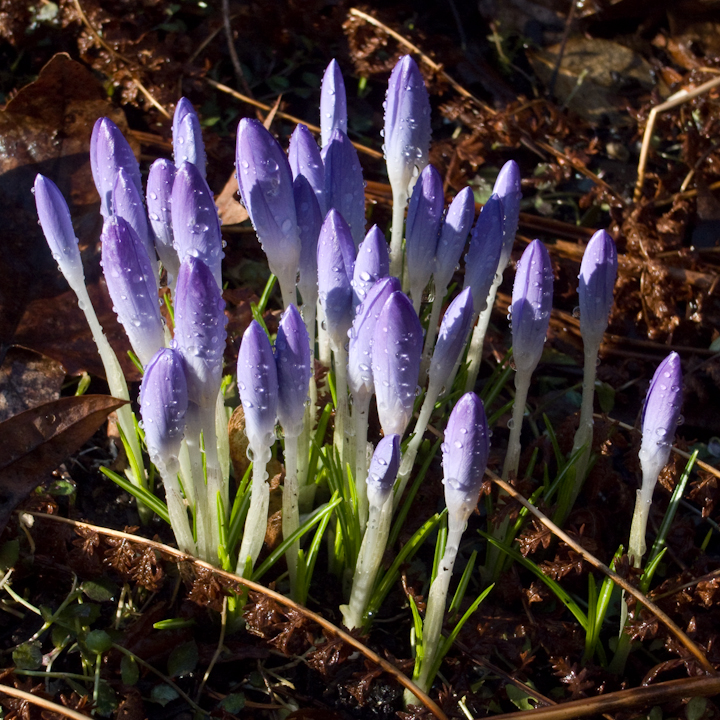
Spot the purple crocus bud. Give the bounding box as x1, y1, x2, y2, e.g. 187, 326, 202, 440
434, 186, 475, 293
171, 162, 223, 287
352, 225, 389, 308
317, 209, 356, 349
371, 291, 423, 437
579, 229, 617, 347
147, 159, 180, 286
236, 118, 301, 301
294, 174, 322, 308
442, 392, 489, 524
174, 257, 227, 406
324, 129, 366, 249
275, 305, 312, 438
320, 59, 347, 148
383, 55, 431, 196
34, 174, 84, 285
112, 168, 155, 270
366, 434, 401, 508
101, 216, 164, 367
348, 276, 401, 402
406, 164, 444, 307
429, 287, 474, 392
493, 160, 522, 270
172, 98, 207, 178
464, 194, 504, 315
640, 352, 683, 483
140, 348, 188, 471
90, 117, 141, 218
511, 239, 554, 374
289, 124, 326, 215
237, 320, 278, 451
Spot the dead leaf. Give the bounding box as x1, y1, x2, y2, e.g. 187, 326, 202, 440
0, 394, 126, 531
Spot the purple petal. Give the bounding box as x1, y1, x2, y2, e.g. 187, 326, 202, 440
172, 98, 207, 178
493, 160, 522, 270
320, 59, 347, 148
511, 239, 553, 373
435, 186, 475, 292
171, 162, 224, 287
237, 320, 278, 450
174, 257, 227, 406
578, 229, 617, 346
429, 287, 474, 391
288, 124, 326, 215
112, 168, 154, 267
383, 55, 431, 195
90, 117, 141, 218
324, 128, 366, 249
352, 225, 390, 308
371, 290, 423, 437
101, 216, 163, 367
294, 174, 322, 308
366, 434, 401, 507
275, 305, 312, 438
147, 159, 179, 285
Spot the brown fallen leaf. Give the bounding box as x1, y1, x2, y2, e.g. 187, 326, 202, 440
0, 394, 126, 532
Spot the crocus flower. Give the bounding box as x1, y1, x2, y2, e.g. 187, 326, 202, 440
352, 225, 390, 308
405, 164, 444, 311
294, 174, 322, 311
236, 118, 301, 308
464, 194, 504, 316
90, 117, 141, 218
434, 186, 475, 294
288, 123, 326, 214
383, 55, 431, 198
320, 59, 347, 148
511, 239, 554, 374
324, 129, 366, 249
629, 352, 683, 566
579, 229, 618, 347
366, 434, 402, 508
147, 159, 180, 287
494, 160, 522, 271
275, 305, 312, 439
172, 97, 207, 178
171, 161, 224, 288
100, 216, 164, 367
372, 291, 423, 437
237, 320, 279, 452
173, 256, 227, 407
316, 208, 356, 350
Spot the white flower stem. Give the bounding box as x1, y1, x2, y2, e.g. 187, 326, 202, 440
502, 369, 532, 481
282, 434, 300, 598
389, 187, 408, 279
237, 443, 272, 576
184, 405, 213, 564
159, 458, 196, 555
340, 494, 393, 630
199, 401, 225, 563
332, 344, 350, 469
629, 478, 656, 568
419, 280, 444, 383
464, 276, 502, 393
353, 393, 372, 531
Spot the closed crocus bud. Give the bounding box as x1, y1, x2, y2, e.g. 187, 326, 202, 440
174, 257, 227, 406
429, 287, 474, 391
511, 239, 554, 374
101, 216, 164, 367
406, 164, 444, 308
579, 229, 617, 347
320, 59, 347, 148
140, 348, 188, 471
348, 276, 401, 401
434, 186, 475, 293
112, 168, 155, 270
383, 55, 431, 196
324, 129, 366, 249
640, 352, 683, 484
147, 159, 180, 286
366, 434, 401, 508
90, 117, 141, 218
237, 320, 279, 451
294, 174, 322, 308
494, 160, 522, 270
236, 118, 301, 306
275, 305, 312, 438
442, 392, 489, 526
171, 162, 224, 288
372, 291, 423, 437
289, 124, 326, 215
34, 174, 84, 285
317, 209, 356, 349
172, 98, 207, 178
352, 225, 390, 308
464, 194, 504, 315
